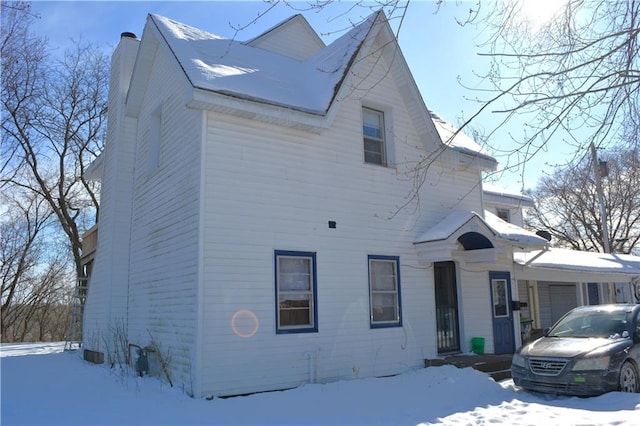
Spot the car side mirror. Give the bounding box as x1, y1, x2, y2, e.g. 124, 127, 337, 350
543, 327, 550, 337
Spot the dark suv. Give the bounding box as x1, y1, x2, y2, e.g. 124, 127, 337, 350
511, 304, 640, 396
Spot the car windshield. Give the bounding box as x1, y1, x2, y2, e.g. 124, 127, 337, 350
547, 308, 631, 338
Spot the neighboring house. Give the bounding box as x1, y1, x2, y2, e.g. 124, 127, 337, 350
483, 187, 640, 333
81, 11, 639, 398
482, 184, 536, 227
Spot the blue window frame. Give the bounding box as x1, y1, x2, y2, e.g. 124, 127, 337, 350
368, 255, 402, 328
275, 250, 318, 334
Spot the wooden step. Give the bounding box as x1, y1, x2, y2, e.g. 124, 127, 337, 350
425, 354, 513, 381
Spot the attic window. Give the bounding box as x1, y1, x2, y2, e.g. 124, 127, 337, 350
496, 208, 510, 223
362, 107, 386, 166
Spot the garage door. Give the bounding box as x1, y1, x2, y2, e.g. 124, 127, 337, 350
549, 284, 577, 325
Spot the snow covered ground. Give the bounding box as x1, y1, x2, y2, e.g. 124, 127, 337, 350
1, 342, 639, 425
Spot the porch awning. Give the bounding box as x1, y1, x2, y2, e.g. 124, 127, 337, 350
414, 210, 549, 248
514, 248, 640, 282
413, 210, 549, 263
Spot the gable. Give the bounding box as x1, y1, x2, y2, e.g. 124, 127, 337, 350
125, 11, 497, 165
333, 17, 496, 171
429, 112, 496, 168
246, 14, 325, 61
144, 13, 372, 116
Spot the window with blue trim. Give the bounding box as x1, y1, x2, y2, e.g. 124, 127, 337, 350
368, 255, 402, 327
275, 250, 318, 334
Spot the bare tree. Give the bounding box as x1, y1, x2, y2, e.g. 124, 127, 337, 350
250, 1, 637, 198
461, 0, 640, 182
1, 1, 108, 278
1, 1, 46, 181
525, 146, 640, 254
1, 1, 108, 342
1, 190, 51, 339
0, 188, 72, 342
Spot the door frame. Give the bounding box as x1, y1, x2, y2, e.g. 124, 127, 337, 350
434, 261, 460, 354
489, 271, 515, 354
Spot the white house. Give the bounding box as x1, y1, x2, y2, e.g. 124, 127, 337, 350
81, 11, 638, 398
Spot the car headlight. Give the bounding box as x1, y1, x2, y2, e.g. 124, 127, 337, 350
512, 353, 526, 368
572, 356, 610, 371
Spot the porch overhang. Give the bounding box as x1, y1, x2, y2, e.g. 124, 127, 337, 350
514, 248, 640, 283
414, 210, 548, 264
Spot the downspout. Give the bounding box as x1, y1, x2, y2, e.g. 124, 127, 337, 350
194, 109, 208, 399
303, 351, 314, 384
303, 348, 322, 384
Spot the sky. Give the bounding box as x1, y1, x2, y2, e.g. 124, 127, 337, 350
1, 342, 639, 425
26, 0, 570, 193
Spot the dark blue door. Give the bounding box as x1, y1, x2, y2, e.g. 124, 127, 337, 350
490, 271, 514, 354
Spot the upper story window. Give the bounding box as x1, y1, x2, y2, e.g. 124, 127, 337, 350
496, 208, 511, 223
362, 107, 386, 166
368, 255, 402, 328
275, 250, 318, 334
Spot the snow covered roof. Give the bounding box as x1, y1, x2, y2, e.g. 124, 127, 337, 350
514, 248, 640, 277
482, 184, 535, 208
149, 13, 375, 115
123, 12, 497, 162
414, 210, 549, 249
483, 210, 547, 246
429, 111, 494, 163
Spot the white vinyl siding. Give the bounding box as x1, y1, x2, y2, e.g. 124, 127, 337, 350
247, 16, 324, 61
127, 49, 201, 392
147, 105, 162, 173
82, 38, 139, 341
196, 31, 488, 396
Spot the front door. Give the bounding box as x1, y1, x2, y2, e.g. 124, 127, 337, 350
434, 261, 460, 353
490, 271, 514, 354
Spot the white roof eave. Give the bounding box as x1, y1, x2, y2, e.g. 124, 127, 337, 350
187, 88, 330, 133
84, 152, 104, 181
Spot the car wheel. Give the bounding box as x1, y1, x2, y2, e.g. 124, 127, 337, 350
619, 362, 639, 393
